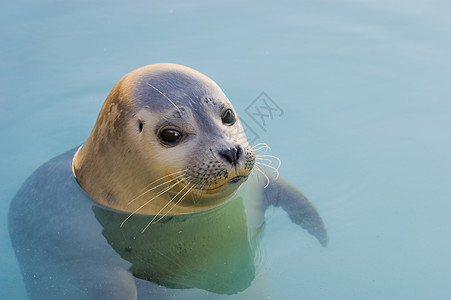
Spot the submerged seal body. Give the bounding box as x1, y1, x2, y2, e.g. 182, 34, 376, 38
9, 63, 328, 300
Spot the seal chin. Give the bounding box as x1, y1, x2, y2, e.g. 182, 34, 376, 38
202, 173, 249, 192
176, 174, 249, 208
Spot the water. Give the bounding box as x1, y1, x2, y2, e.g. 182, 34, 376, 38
1, 0, 450, 299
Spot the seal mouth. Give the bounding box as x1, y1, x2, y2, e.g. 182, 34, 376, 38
186, 175, 249, 194
228, 176, 247, 183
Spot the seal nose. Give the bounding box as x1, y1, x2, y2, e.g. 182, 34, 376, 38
219, 145, 241, 166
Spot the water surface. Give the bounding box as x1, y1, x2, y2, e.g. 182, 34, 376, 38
1, 0, 450, 299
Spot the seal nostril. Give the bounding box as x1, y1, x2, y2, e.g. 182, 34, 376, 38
219, 152, 233, 165
219, 146, 241, 166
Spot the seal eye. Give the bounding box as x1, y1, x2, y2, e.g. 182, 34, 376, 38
159, 129, 183, 146
222, 109, 235, 125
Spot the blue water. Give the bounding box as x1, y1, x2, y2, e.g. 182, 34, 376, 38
1, 0, 450, 299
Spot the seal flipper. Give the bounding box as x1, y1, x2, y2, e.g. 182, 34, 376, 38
262, 174, 328, 247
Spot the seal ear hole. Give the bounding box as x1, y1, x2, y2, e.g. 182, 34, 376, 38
138, 120, 143, 133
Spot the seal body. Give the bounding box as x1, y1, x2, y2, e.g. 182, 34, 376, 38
9, 64, 328, 300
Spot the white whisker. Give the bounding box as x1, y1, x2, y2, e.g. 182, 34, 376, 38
255, 154, 282, 169
128, 172, 186, 205
252, 143, 272, 152
145, 183, 190, 227
141, 183, 196, 233
191, 183, 204, 205
142, 170, 187, 191
147, 83, 181, 112
120, 177, 189, 228
255, 161, 280, 179
254, 165, 270, 188
252, 142, 270, 149
255, 157, 272, 164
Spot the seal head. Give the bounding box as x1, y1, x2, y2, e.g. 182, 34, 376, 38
73, 63, 255, 215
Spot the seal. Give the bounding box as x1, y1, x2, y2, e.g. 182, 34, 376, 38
72, 63, 256, 216
9, 63, 328, 300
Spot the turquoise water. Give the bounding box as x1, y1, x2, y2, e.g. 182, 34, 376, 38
1, 0, 450, 299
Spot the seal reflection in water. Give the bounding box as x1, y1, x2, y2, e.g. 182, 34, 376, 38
9, 63, 328, 300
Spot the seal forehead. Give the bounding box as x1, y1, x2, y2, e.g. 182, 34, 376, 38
127, 63, 230, 112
